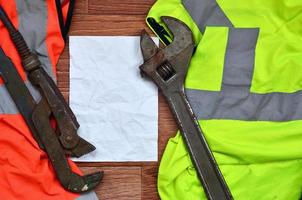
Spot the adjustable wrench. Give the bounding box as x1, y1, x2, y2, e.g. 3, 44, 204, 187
140, 17, 233, 200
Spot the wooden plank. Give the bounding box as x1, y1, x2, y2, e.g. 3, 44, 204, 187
57, 58, 69, 72
56, 77, 68, 87
80, 167, 142, 200
56, 1, 180, 199
142, 165, 160, 200
69, 14, 152, 36
59, 42, 70, 60
77, 162, 155, 167
61, 92, 69, 102
88, 0, 155, 15
74, 0, 89, 14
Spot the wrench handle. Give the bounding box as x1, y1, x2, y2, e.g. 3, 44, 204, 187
165, 89, 233, 200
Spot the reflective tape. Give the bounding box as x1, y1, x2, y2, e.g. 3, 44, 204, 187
180, 1, 302, 121
222, 28, 259, 91
187, 88, 302, 121
0, 0, 56, 114
16, 0, 56, 80
182, 0, 233, 32
186, 28, 302, 121
0, 81, 41, 114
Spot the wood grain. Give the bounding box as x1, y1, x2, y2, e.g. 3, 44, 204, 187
81, 167, 142, 200
56, 0, 178, 199
74, 0, 88, 14
88, 0, 154, 15
69, 14, 149, 36
142, 165, 160, 200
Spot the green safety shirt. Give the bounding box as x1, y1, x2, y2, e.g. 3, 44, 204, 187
146, 0, 302, 199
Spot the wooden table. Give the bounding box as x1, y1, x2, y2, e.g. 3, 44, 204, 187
57, 1, 177, 199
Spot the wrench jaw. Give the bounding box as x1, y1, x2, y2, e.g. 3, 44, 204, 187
140, 30, 159, 62
160, 16, 194, 53
139, 30, 161, 81
68, 137, 96, 158
140, 17, 195, 94
31, 97, 103, 194
160, 16, 195, 86
65, 171, 104, 193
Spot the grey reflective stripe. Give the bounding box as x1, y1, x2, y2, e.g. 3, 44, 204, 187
0, 81, 41, 114
26, 80, 42, 103
0, 0, 56, 114
0, 85, 18, 114
222, 28, 259, 91
182, 0, 233, 33
16, 0, 56, 81
76, 191, 99, 200
187, 88, 302, 121
185, 28, 302, 121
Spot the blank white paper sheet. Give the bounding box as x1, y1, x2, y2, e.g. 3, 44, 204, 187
69, 36, 159, 162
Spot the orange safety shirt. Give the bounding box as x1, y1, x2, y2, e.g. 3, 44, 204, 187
0, 1, 94, 199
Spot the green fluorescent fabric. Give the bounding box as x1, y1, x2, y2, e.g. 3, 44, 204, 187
185, 0, 302, 94
146, 0, 302, 199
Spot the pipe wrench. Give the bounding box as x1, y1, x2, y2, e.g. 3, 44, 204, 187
0, 5, 93, 157
0, 48, 103, 193
0, 6, 102, 192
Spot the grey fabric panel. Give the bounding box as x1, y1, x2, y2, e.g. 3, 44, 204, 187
0, 0, 55, 114
222, 28, 259, 91
0, 81, 40, 114
76, 191, 99, 200
184, 28, 302, 122
0, 84, 19, 114
26, 80, 42, 103
16, 0, 56, 81
180, 0, 302, 121
186, 89, 302, 121
182, 0, 233, 32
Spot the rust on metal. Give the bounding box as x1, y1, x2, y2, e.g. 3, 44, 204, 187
0, 6, 102, 193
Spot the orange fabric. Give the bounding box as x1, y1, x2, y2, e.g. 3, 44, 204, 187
45, 0, 66, 76
0, 0, 26, 84
0, 115, 80, 200
0, 1, 81, 199
61, 0, 71, 23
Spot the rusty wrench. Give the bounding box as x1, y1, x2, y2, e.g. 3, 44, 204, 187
0, 5, 94, 157
0, 48, 103, 193
139, 17, 233, 200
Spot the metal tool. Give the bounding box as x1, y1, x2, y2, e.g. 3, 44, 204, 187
0, 48, 103, 193
0, 5, 94, 157
0, 6, 103, 192
139, 16, 233, 200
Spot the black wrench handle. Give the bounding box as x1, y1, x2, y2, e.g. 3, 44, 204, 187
164, 88, 233, 200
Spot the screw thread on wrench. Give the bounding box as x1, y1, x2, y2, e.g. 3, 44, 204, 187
10, 31, 33, 61
0, 6, 40, 72
157, 63, 175, 81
